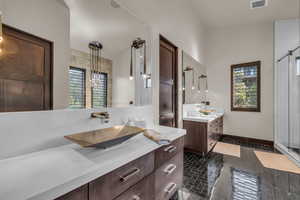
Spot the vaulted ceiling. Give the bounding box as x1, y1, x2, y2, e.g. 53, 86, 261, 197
190, 0, 299, 28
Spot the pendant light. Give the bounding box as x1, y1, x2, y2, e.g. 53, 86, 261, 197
89, 41, 103, 87
130, 38, 147, 80
296, 56, 300, 76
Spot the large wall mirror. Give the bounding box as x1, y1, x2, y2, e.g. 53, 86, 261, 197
0, 0, 152, 112
67, 0, 152, 109
182, 51, 208, 118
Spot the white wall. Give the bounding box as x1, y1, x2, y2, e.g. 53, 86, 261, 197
117, 0, 206, 126
118, 0, 205, 64
0, 0, 70, 109
0, 106, 153, 159
112, 48, 135, 107
205, 23, 274, 141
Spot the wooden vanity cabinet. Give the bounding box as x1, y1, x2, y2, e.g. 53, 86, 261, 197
55, 185, 88, 200
54, 137, 184, 200
183, 117, 223, 155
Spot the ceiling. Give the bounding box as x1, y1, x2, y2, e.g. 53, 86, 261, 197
190, 0, 299, 28
64, 0, 147, 59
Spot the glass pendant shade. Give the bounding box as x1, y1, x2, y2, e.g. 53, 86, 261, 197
296, 56, 300, 76
89, 41, 103, 87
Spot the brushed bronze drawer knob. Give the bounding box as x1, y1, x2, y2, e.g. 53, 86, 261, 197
163, 164, 177, 175
164, 145, 177, 153
119, 167, 140, 182
164, 182, 177, 194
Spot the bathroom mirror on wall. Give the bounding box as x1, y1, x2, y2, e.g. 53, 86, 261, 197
0, 0, 152, 113
182, 51, 207, 105
67, 0, 152, 109
182, 51, 209, 117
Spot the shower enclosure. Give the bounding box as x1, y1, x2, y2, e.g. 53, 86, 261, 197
275, 19, 300, 166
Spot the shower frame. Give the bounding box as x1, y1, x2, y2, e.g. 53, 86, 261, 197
275, 45, 300, 167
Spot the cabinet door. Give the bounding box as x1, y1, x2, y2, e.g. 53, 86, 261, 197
183, 121, 207, 153
55, 185, 88, 200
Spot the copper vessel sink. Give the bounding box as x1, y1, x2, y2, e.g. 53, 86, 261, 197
64, 126, 145, 148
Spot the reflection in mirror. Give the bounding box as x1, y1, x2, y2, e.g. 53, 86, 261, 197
182, 51, 207, 105
66, 0, 152, 109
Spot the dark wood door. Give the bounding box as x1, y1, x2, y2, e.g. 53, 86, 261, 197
0, 25, 52, 112
159, 36, 177, 127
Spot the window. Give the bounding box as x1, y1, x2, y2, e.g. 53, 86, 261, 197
69, 67, 86, 108
92, 73, 108, 108
231, 61, 260, 112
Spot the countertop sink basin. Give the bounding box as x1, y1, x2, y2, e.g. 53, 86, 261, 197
64, 125, 145, 148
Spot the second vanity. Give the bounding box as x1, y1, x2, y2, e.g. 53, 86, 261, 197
0, 125, 185, 200
183, 104, 224, 155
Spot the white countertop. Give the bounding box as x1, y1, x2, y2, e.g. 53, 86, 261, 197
183, 112, 224, 123
0, 126, 186, 200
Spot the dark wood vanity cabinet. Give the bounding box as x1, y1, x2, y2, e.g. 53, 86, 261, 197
54, 137, 184, 200
55, 185, 88, 200
183, 117, 223, 155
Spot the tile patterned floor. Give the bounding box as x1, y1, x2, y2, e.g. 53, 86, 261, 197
170, 140, 300, 200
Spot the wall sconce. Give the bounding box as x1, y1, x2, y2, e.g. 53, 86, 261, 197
198, 74, 208, 93
183, 66, 195, 90
130, 38, 147, 80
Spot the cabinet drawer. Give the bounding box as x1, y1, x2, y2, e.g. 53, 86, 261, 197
114, 174, 154, 200
155, 151, 183, 200
89, 152, 155, 200
155, 137, 184, 168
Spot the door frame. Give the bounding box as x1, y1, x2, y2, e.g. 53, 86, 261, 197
3, 24, 54, 110
159, 35, 178, 127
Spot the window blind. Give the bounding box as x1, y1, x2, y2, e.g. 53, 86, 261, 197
231, 61, 260, 112
92, 73, 108, 108
69, 67, 86, 108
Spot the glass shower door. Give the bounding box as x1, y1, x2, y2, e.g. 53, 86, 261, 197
287, 50, 300, 159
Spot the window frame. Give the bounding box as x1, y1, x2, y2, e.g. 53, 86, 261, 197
91, 72, 108, 108
69, 66, 86, 109
231, 61, 261, 112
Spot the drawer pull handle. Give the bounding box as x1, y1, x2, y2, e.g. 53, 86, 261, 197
120, 167, 140, 182
164, 164, 177, 175
164, 182, 177, 194
132, 195, 141, 200
164, 145, 177, 153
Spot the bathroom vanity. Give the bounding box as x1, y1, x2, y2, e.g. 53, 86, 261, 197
0, 121, 185, 200
57, 137, 184, 200
182, 105, 224, 155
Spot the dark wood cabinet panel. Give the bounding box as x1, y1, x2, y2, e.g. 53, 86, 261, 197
159, 36, 178, 127
114, 174, 155, 200
183, 120, 207, 152
54, 136, 185, 200
155, 137, 184, 169
183, 117, 223, 155
155, 151, 183, 200
55, 185, 88, 200
89, 152, 154, 200
0, 25, 52, 112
